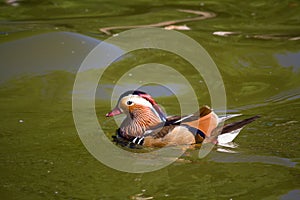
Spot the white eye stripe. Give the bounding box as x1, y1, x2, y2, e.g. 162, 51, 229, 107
129, 96, 160, 117
126, 95, 153, 107
121, 94, 165, 121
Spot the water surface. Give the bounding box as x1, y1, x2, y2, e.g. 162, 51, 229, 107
0, 0, 299, 199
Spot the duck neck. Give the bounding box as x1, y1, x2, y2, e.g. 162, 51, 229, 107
121, 107, 164, 137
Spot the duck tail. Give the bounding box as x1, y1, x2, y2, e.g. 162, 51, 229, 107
221, 115, 261, 134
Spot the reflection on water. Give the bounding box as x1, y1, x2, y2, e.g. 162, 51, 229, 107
266, 87, 300, 103
209, 152, 297, 168
0, 32, 125, 84
280, 190, 300, 200
275, 51, 300, 72
96, 83, 187, 100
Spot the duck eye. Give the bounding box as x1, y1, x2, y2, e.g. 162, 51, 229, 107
126, 100, 133, 106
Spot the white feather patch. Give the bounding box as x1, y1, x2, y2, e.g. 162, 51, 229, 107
126, 95, 152, 107
217, 128, 243, 144
217, 114, 242, 124
174, 114, 194, 123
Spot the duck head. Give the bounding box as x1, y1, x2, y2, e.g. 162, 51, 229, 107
106, 90, 167, 136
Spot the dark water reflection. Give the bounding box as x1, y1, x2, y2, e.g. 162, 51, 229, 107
275, 51, 300, 72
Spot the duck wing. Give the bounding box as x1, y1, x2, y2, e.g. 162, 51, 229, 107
145, 105, 213, 131
143, 106, 214, 139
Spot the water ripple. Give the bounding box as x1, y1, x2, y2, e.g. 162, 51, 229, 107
209, 152, 298, 168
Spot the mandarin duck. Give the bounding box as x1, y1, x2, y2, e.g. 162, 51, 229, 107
106, 90, 259, 147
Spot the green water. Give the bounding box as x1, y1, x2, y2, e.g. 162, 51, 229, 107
1, 0, 300, 199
